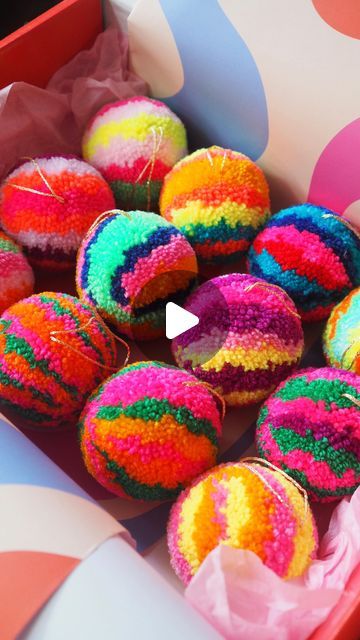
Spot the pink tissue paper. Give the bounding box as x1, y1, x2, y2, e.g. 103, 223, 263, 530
0, 24, 147, 181
186, 487, 360, 640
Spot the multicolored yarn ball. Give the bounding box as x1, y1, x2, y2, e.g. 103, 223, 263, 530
172, 273, 304, 406
167, 460, 318, 585
0, 292, 116, 429
0, 231, 34, 314
248, 203, 360, 321
76, 210, 198, 340
82, 96, 187, 211
256, 367, 360, 501
79, 361, 222, 500
323, 288, 360, 374
0, 156, 115, 269
159, 146, 270, 264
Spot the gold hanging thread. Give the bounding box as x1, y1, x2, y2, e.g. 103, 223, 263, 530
0, 300, 131, 372
244, 281, 301, 319
50, 313, 130, 372
220, 149, 228, 173
206, 148, 215, 167
8, 157, 65, 204
240, 456, 309, 522
134, 126, 164, 212
341, 340, 360, 371
50, 308, 131, 372
84, 209, 132, 243
205, 147, 228, 172
342, 393, 360, 409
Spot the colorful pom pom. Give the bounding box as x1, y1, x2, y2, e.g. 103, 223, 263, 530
0, 231, 34, 314
0, 292, 116, 429
323, 288, 360, 374
159, 146, 270, 264
0, 156, 115, 269
76, 210, 198, 340
256, 367, 360, 501
82, 96, 188, 211
167, 461, 318, 585
79, 361, 222, 500
172, 273, 304, 406
248, 203, 360, 321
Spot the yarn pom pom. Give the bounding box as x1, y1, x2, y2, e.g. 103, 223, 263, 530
248, 203, 360, 321
172, 273, 304, 406
82, 96, 187, 211
79, 361, 223, 500
0, 292, 117, 429
160, 146, 270, 264
0, 156, 115, 269
323, 288, 360, 374
0, 232, 34, 314
76, 210, 198, 340
256, 367, 360, 501
167, 460, 318, 585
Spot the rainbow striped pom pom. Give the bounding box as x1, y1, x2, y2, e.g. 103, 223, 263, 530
76, 210, 198, 340
82, 96, 187, 211
323, 288, 360, 374
0, 156, 115, 269
160, 146, 270, 264
172, 273, 304, 407
79, 361, 223, 500
0, 292, 116, 429
248, 203, 360, 321
167, 461, 318, 585
256, 367, 360, 501
0, 231, 34, 314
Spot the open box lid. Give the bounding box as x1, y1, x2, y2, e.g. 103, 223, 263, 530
0, 0, 103, 89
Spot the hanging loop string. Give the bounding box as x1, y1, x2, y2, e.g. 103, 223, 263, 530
134, 126, 164, 212
205, 147, 228, 173
240, 456, 309, 522
84, 209, 132, 243
8, 157, 65, 204
244, 281, 301, 319
341, 340, 360, 371
49, 314, 130, 372
220, 150, 228, 173
0, 314, 130, 371
206, 149, 214, 167
184, 380, 226, 421
342, 393, 360, 409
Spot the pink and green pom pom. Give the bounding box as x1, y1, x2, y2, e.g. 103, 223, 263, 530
256, 367, 360, 501
79, 361, 223, 500
0, 292, 116, 430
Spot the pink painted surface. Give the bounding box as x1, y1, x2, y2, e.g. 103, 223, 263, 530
308, 119, 360, 228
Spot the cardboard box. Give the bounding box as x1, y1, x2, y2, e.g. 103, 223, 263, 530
1, 1, 360, 638
0, 0, 103, 89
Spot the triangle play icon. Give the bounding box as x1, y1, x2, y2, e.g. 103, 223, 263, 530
165, 302, 199, 340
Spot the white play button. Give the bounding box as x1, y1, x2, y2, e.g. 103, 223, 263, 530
165, 302, 199, 340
